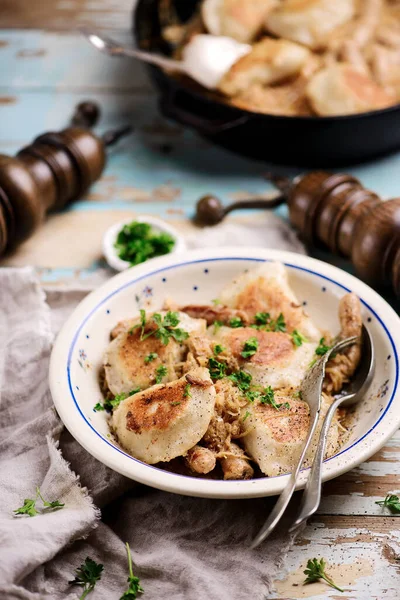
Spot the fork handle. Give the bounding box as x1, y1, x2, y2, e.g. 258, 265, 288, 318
289, 396, 343, 531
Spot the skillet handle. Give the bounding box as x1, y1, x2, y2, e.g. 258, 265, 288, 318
159, 88, 249, 135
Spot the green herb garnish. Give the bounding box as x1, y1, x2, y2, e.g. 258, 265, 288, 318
252, 312, 286, 332
241, 336, 259, 359
13, 487, 64, 517
229, 369, 252, 393
119, 542, 144, 600
94, 388, 140, 412
375, 494, 400, 513
70, 557, 104, 599
303, 558, 343, 593
144, 352, 158, 364
115, 221, 175, 266
213, 344, 225, 355
129, 309, 147, 337
229, 317, 243, 328
208, 357, 227, 380
259, 386, 290, 410
155, 365, 168, 384
254, 312, 270, 326
170, 401, 181, 406
242, 410, 251, 422
141, 311, 189, 346
213, 320, 223, 334
183, 383, 192, 398
315, 337, 331, 356
291, 329, 308, 347
212, 298, 221, 306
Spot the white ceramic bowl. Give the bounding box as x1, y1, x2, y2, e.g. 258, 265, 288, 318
49, 248, 400, 499
102, 215, 186, 271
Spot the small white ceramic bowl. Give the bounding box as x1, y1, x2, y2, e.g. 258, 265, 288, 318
49, 248, 400, 499
102, 215, 186, 271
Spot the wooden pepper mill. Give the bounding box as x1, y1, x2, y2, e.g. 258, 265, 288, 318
195, 172, 400, 296
0, 101, 131, 256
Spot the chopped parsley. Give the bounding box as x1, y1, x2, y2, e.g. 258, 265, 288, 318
315, 337, 331, 356
170, 401, 181, 407
241, 336, 259, 359
229, 316, 243, 328
212, 298, 221, 305
208, 357, 227, 380
129, 309, 147, 337
14, 487, 64, 517
247, 387, 288, 409
213, 320, 223, 334
144, 352, 158, 364
94, 388, 140, 412
213, 344, 225, 355
303, 557, 343, 593
70, 557, 104, 599
139, 311, 189, 345
114, 220, 175, 266
252, 312, 286, 332
155, 364, 168, 384
119, 542, 144, 600
375, 494, 400, 513
291, 329, 308, 347
242, 410, 251, 422
183, 383, 192, 398
229, 369, 252, 393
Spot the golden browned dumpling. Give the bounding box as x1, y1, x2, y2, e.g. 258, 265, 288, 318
202, 0, 278, 43
218, 38, 310, 96
112, 367, 216, 464
104, 311, 206, 396
266, 0, 356, 49
306, 63, 395, 115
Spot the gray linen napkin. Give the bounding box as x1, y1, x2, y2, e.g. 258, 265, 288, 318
0, 267, 300, 600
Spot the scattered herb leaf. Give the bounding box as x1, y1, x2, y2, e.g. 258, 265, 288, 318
229, 369, 252, 393
259, 386, 290, 410
375, 494, 400, 513
241, 336, 259, 359
212, 298, 221, 306
208, 357, 227, 381
14, 487, 64, 517
242, 410, 251, 422
144, 352, 158, 364
129, 309, 146, 337
141, 311, 189, 346
213, 320, 223, 334
119, 542, 144, 600
94, 388, 140, 412
213, 344, 225, 356
315, 338, 331, 356
183, 384, 192, 398
36, 487, 65, 510
292, 390, 303, 399
254, 312, 270, 326
252, 312, 286, 332
170, 401, 181, 407
229, 317, 243, 328
303, 558, 343, 593
291, 330, 308, 347
155, 365, 168, 384
274, 313, 286, 332
114, 220, 175, 266
70, 557, 104, 599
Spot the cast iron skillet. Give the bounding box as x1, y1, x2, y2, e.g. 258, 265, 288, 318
133, 0, 400, 167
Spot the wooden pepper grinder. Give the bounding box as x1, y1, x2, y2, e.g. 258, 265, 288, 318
195, 172, 400, 296
0, 101, 131, 256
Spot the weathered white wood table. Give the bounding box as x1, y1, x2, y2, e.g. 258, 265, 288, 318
1, 2, 400, 597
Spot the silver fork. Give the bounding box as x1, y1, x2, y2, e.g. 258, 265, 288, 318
251, 335, 358, 549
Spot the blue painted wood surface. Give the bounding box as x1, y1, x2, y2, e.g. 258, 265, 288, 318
1, 29, 400, 286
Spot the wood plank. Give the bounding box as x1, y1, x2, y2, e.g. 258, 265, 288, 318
0, 0, 134, 30
272, 515, 400, 598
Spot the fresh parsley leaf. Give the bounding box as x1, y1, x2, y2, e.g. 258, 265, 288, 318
213, 344, 225, 355
114, 220, 175, 266
375, 494, 400, 513
129, 309, 147, 337
242, 410, 251, 422
229, 317, 243, 328
70, 557, 104, 599
170, 401, 181, 406
229, 369, 252, 393
212, 298, 221, 306
142, 311, 189, 346
241, 336, 259, 359
183, 383, 192, 398
245, 390, 260, 403
155, 365, 168, 384
14, 487, 64, 517
13, 497, 39, 517
213, 320, 223, 334
291, 329, 308, 347
304, 557, 343, 593
315, 337, 331, 356
292, 390, 303, 399
259, 386, 290, 410
119, 542, 144, 600
254, 312, 270, 326
94, 388, 140, 412
273, 313, 286, 332
144, 352, 158, 364
208, 357, 227, 381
